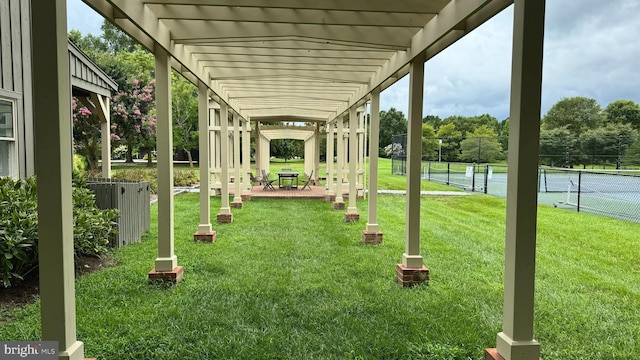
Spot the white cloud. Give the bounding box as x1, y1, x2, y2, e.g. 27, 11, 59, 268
66, 0, 640, 121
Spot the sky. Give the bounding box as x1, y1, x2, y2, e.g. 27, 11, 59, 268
67, 0, 640, 121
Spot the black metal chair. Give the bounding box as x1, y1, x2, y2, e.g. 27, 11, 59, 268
261, 169, 276, 191
301, 170, 313, 190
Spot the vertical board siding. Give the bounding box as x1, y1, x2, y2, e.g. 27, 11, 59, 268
0, 0, 13, 90
10, 0, 21, 93
20, 0, 34, 176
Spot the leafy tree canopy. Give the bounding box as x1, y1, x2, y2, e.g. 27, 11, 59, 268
379, 107, 407, 151
604, 99, 640, 130
542, 96, 604, 136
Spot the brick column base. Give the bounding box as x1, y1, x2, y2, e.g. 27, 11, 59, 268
362, 231, 383, 244
396, 264, 429, 287
194, 231, 217, 243
230, 201, 243, 209
333, 201, 345, 210
241, 194, 251, 201
344, 212, 359, 223
484, 348, 542, 360
325, 194, 336, 202
217, 213, 233, 223
148, 266, 184, 284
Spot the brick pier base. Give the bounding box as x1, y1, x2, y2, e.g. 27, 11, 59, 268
396, 264, 429, 287
325, 194, 336, 202
230, 201, 243, 209
484, 348, 542, 360
241, 194, 251, 201
217, 213, 233, 223
344, 212, 359, 223
194, 231, 216, 243
333, 201, 345, 210
148, 266, 184, 284
362, 231, 383, 244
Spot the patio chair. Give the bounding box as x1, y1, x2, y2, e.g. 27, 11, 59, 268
301, 170, 313, 190
261, 169, 276, 191
248, 172, 261, 186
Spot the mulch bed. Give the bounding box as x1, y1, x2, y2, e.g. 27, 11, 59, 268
0, 255, 115, 323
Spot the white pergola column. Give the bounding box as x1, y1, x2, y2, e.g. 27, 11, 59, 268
314, 123, 321, 184
217, 102, 233, 223
254, 121, 261, 178
96, 95, 111, 178
194, 81, 215, 243
326, 122, 335, 198
397, 56, 429, 287
32, 1, 84, 358
489, 1, 546, 360
259, 132, 271, 177
231, 113, 243, 208
345, 106, 359, 222
333, 118, 345, 209
363, 89, 383, 244
149, 46, 182, 283
209, 103, 221, 194
242, 118, 252, 196
358, 107, 366, 197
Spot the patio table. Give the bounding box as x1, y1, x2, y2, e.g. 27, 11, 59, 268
276, 171, 299, 189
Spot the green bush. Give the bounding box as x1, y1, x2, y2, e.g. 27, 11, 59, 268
0, 176, 118, 288
0, 177, 39, 288
112, 168, 158, 194
173, 169, 198, 187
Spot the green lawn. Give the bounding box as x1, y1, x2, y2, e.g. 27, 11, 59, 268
1, 193, 639, 359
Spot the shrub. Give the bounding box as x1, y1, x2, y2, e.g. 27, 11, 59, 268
0, 176, 119, 287
0, 177, 39, 288
173, 169, 198, 187
112, 168, 158, 193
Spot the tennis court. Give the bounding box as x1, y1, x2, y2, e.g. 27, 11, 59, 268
422, 162, 640, 223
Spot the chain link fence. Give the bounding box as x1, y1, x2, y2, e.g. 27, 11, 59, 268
389, 134, 639, 169
419, 162, 640, 223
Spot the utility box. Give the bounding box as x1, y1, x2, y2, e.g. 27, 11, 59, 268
86, 178, 151, 248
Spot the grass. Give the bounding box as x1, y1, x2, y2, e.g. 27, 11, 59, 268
112, 157, 458, 192
1, 193, 639, 359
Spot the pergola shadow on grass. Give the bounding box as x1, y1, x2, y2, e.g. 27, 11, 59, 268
2, 193, 639, 359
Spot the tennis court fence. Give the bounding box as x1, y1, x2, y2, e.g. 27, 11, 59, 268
417, 162, 640, 223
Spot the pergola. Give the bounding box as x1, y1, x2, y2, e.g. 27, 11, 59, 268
33, 1, 545, 359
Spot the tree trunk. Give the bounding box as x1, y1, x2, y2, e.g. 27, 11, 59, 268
147, 149, 153, 167
125, 145, 134, 163
185, 149, 194, 168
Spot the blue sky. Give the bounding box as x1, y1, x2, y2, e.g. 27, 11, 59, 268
67, 0, 640, 121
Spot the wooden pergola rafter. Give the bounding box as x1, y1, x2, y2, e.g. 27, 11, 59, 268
33, 1, 548, 359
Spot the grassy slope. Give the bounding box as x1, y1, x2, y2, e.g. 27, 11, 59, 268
1, 193, 639, 359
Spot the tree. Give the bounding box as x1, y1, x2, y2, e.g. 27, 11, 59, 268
72, 97, 102, 170
441, 114, 500, 136
421, 124, 438, 160
378, 108, 407, 154
622, 139, 640, 166
422, 115, 442, 129
435, 123, 462, 161
580, 123, 637, 168
101, 20, 138, 54
542, 97, 604, 136
271, 139, 303, 161
111, 78, 156, 164
539, 127, 581, 167
172, 72, 199, 167
604, 99, 640, 130
459, 125, 503, 163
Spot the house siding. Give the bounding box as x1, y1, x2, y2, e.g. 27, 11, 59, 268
0, 0, 33, 178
